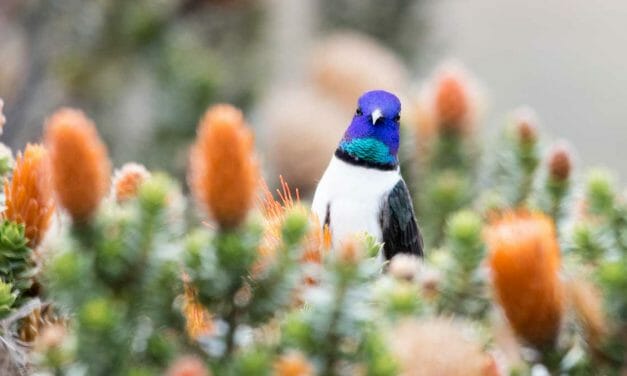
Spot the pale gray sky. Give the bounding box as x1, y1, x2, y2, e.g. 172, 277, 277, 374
422, 0, 627, 180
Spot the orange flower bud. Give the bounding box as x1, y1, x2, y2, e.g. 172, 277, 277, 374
430, 66, 477, 135
189, 104, 258, 229
486, 211, 564, 349
113, 163, 150, 203
3, 144, 55, 247
435, 75, 468, 129
44, 108, 111, 222
273, 351, 315, 376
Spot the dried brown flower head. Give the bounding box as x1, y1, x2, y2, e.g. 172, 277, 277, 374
547, 142, 572, 182
513, 107, 538, 144
113, 163, 150, 203
273, 351, 315, 376
389, 318, 496, 376
189, 104, 258, 229
486, 211, 564, 349
3, 144, 55, 247
44, 108, 111, 222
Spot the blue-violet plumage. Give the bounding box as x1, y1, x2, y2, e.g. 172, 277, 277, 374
338, 90, 401, 166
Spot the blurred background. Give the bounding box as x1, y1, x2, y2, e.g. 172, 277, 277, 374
1, 0, 626, 194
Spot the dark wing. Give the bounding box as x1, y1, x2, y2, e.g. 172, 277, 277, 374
379, 179, 424, 259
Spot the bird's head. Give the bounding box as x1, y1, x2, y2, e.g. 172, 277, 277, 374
338, 90, 401, 167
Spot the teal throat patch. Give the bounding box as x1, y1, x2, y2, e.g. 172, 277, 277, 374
339, 138, 396, 165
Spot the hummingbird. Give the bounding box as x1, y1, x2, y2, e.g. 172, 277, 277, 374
312, 90, 423, 260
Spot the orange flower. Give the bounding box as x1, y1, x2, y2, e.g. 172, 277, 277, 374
182, 281, 214, 340
258, 177, 297, 264
189, 104, 258, 229
273, 351, 315, 376
44, 108, 111, 222
486, 211, 564, 349
166, 356, 211, 376
3, 144, 55, 247
431, 67, 476, 135
113, 163, 150, 203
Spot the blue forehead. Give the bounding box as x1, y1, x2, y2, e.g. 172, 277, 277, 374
357, 90, 401, 117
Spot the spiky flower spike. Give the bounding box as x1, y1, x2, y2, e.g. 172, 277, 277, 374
486, 211, 564, 349
3, 144, 55, 247
189, 104, 258, 229
432, 66, 475, 135
44, 108, 111, 222
113, 162, 150, 203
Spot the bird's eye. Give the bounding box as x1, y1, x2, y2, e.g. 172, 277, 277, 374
355, 108, 363, 116
393, 115, 401, 122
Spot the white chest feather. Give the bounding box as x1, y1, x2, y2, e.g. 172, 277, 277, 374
311, 156, 401, 247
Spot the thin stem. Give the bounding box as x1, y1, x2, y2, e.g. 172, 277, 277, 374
224, 306, 238, 357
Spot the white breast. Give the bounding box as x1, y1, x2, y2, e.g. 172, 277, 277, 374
311, 156, 401, 248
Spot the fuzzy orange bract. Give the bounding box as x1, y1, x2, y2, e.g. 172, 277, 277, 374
3, 144, 55, 247
44, 108, 111, 222
486, 211, 564, 349
257, 177, 326, 278
189, 104, 258, 229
